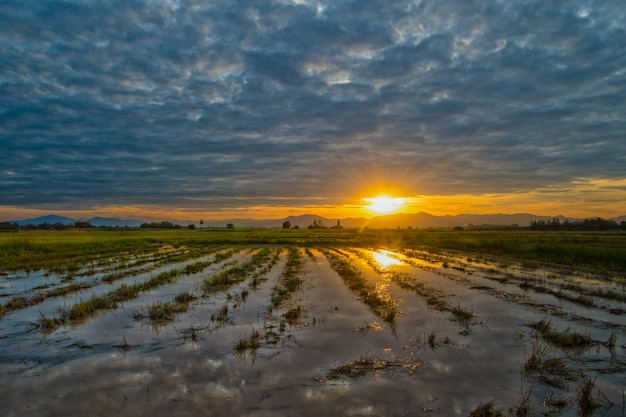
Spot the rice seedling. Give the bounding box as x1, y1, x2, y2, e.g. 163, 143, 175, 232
450, 303, 474, 330
66, 293, 116, 321
523, 340, 574, 388
427, 331, 438, 349
234, 328, 261, 351
528, 319, 594, 351
210, 304, 230, 324
114, 335, 132, 352
134, 293, 195, 324
322, 250, 398, 323
177, 325, 205, 343
30, 266, 193, 331
30, 312, 64, 333
174, 291, 196, 304
233, 328, 262, 364
283, 306, 304, 326
202, 248, 277, 295
270, 247, 305, 308
328, 356, 397, 380
354, 321, 382, 333
576, 372, 607, 417
467, 400, 506, 417
510, 386, 532, 417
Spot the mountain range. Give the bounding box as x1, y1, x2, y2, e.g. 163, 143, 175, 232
7, 215, 144, 228
5, 213, 626, 229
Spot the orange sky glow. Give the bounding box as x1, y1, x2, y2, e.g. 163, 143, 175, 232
2, 177, 625, 222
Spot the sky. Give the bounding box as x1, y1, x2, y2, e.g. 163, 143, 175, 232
1, 0, 625, 221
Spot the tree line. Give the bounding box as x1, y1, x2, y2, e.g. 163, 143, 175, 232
0, 221, 95, 231
530, 217, 626, 231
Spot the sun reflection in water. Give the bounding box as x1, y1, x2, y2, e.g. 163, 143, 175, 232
372, 250, 402, 268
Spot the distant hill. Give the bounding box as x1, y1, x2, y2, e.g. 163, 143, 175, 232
86, 217, 144, 227
9, 215, 144, 227
5, 212, 626, 229
11, 215, 76, 226
365, 212, 456, 229
442, 213, 556, 228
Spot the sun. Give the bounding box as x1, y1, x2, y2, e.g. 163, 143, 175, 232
364, 196, 406, 214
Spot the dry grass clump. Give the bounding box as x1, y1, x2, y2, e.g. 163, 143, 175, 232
234, 329, 261, 352
210, 304, 230, 323
467, 400, 506, 417
528, 319, 593, 351
576, 372, 608, 417
233, 328, 262, 364
450, 303, 474, 330
283, 306, 304, 326
524, 340, 574, 388
328, 357, 396, 379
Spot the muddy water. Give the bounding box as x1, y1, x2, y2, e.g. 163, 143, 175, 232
1, 248, 625, 416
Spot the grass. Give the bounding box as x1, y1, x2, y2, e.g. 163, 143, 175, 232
322, 249, 398, 323
233, 328, 262, 364
270, 247, 305, 308
4, 229, 626, 278
576, 372, 607, 417
450, 303, 475, 330
328, 356, 397, 379
201, 247, 276, 295
133, 292, 196, 323
283, 306, 304, 326
399, 230, 626, 273
467, 400, 506, 417
234, 329, 262, 352
528, 319, 594, 351
524, 340, 574, 388
211, 304, 230, 323
31, 263, 206, 331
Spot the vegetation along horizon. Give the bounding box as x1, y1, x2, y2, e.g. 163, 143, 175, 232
1, 227, 625, 416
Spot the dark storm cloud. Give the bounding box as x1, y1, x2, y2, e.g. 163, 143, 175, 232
1, 0, 625, 209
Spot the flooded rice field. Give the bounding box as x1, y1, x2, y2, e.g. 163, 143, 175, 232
1, 244, 625, 416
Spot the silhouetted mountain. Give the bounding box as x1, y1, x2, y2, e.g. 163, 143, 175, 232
11, 215, 76, 226
442, 213, 555, 228
365, 212, 456, 228
6, 212, 625, 229
87, 217, 144, 227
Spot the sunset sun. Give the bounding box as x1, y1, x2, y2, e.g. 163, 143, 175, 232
365, 196, 406, 214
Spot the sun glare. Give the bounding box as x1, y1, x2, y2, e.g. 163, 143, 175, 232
365, 196, 406, 214
372, 250, 402, 268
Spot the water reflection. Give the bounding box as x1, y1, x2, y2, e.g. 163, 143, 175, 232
372, 250, 401, 268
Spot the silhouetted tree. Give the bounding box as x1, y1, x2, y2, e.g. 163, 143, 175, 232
530, 217, 621, 231
282, 221, 292, 229
74, 221, 92, 229
140, 221, 183, 229
0, 222, 18, 231
308, 219, 326, 229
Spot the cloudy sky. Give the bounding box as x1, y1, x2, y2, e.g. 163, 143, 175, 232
1, 0, 625, 220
